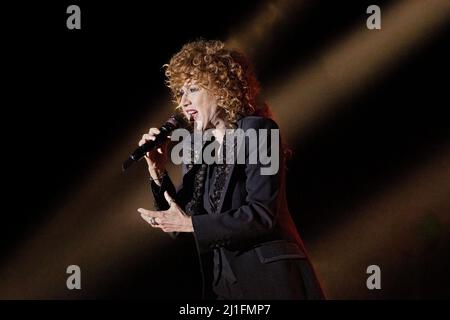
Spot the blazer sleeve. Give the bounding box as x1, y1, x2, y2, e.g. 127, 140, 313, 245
150, 165, 195, 239
192, 117, 282, 253
150, 164, 193, 211
150, 172, 176, 211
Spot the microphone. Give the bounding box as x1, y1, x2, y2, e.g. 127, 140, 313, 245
122, 113, 185, 171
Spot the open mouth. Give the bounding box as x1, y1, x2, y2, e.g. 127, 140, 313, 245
186, 109, 198, 120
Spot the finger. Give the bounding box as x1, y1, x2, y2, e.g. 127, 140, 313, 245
164, 191, 175, 207
140, 213, 154, 225
140, 214, 163, 228
137, 208, 158, 217
149, 128, 160, 135
160, 225, 175, 233
139, 139, 155, 147
157, 147, 163, 154
162, 227, 181, 233
137, 207, 150, 214
142, 134, 156, 141
140, 213, 153, 225
139, 137, 154, 147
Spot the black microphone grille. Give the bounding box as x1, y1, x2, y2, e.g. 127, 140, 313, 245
166, 113, 187, 128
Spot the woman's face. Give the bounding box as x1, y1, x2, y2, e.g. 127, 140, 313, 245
178, 80, 220, 131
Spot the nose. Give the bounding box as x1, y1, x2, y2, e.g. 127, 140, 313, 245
180, 92, 191, 108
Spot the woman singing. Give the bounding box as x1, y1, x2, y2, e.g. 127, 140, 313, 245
137, 39, 325, 300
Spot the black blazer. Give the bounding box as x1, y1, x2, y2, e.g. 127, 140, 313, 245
151, 116, 324, 299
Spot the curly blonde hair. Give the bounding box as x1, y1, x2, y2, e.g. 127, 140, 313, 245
164, 39, 269, 126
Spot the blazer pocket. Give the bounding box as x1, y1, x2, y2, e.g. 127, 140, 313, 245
255, 240, 306, 264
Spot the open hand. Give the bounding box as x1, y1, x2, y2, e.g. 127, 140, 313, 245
138, 191, 194, 233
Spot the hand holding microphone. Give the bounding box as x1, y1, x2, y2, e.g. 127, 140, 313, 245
122, 114, 185, 182
138, 127, 169, 184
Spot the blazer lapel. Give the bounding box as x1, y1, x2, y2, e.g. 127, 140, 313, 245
215, 119, 245, 214
215, 163, 235, 214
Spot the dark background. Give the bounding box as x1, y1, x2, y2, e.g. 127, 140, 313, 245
3, 0, 449, 299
